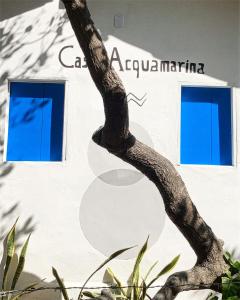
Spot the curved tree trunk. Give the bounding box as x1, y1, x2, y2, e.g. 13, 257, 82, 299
61, 1, 228, 299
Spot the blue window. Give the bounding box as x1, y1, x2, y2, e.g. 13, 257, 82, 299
6, 82, 65, 161
180, 86, 232, 165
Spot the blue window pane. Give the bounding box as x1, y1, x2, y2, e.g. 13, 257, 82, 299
180, 87, 232, 165
7, 82, 65, 162
44, 83, 65, 161
211, 88, 232, 165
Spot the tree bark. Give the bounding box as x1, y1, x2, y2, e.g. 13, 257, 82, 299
61, 1, 228, 299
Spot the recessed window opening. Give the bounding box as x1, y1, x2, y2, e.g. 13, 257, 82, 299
6, 81, 65, 162
180, 86, 232, 166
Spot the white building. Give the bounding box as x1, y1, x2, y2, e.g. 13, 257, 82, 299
0, 0, 239, 299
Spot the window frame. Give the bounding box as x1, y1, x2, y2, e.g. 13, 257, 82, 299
3, 78, 68, 163
177, 82, 237, 167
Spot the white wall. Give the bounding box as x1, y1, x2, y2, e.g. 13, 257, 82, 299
0, 0, 239, 299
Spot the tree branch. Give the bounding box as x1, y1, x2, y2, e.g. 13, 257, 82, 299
62, 0, 129, 151
61, 1, 228, 298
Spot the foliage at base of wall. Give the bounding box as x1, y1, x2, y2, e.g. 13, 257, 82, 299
0, 219, 37, 300
53, 237, 180, 300
207, 252, 240, 300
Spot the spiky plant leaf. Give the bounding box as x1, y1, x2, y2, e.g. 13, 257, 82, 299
140, 280, 147, 300
10, 282, 39, 300
82, 291, 101, 299
78, 246, 134, 300
127, 237, 149, 300
143, 261, 158, 282
103, 268, 126, 297
5, 252, 18, 292
11, 234, 31, 290
133, 285, 138, 300
103, 268, 117, 285
147, 255, 180, 288
11, 295, 21, 300
2, 218, 18, 290
52, 267, 70, 300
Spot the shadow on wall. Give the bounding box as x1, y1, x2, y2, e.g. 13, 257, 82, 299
0, 3, 69, 298
0, 112, 16, 241
0, 101, 36, 249
0, 0, 72, 90
0, 0, 71, 159
0, 90, 38, 297
0, 86, 35, 247
0, 222, 59, 300
87, 0, 239, 87
0, 11, 69, 80
0, 271, 62, 300
0, 218, 36, 288
19, 272, 61, 300
0, 0, 239, 92
0, 0, 52, 21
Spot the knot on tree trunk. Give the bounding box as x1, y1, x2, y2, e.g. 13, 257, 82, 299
92, 126, 136, 155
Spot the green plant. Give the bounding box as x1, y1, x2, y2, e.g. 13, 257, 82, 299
52, 267, 70, 300
54, 238, 180, 300
101, 238, 180, 300
53, 246, 134, 300
0, 219, 36, 300
207, 251, 240, 300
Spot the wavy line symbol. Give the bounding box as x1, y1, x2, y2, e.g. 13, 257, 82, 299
127, 93, 147, 107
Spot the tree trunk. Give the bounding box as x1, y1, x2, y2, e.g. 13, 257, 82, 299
61, 1, 228, 299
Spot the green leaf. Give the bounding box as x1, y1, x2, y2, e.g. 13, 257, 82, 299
224, 252, 232, 261
133, 285, 138, 300
11, 296, 20, 300
206, 295, 219, 300
231, 272, 240, 280
127, 237, 149, 300
103, 268, 126, 296
103, 268, 115, 285
11, 234, 31, 290
78, 246, 134, 300
147, 255, 180, 288
133, 237, 149, 284
222, 276, 232, 299
10, 282, 39, 300
52, 267, 70, 300
140, 280, 147, 300
232, 261, 240, 272
224, 252, 236, 269
225, 270, 232, 279
144, 261, 158, 282
82, 291, 101, 299
10, 295, 21, 300
2, 218, 18, 290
